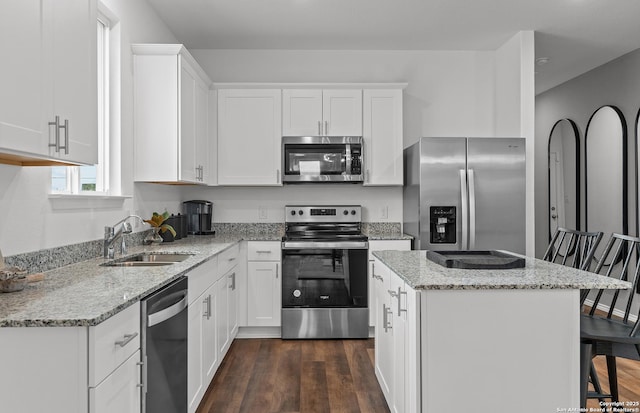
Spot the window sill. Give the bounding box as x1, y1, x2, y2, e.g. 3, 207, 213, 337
48, 194, 131, 210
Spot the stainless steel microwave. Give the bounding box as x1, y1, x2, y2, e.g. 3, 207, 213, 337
282, 136, 363, 183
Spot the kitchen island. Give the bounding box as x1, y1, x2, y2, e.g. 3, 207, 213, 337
371, 250, 630, 413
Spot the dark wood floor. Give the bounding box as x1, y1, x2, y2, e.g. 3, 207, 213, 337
196, 338, 390, 413
197, 338, 640, 412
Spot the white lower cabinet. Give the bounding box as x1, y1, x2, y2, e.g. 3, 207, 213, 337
187, 244, 240, 413
373, 257, 420, 413
90, 350, 141, 413
247, 241, 281, 327
368, 240, 411, 327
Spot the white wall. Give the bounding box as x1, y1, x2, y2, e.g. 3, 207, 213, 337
0, 0, 180, 256
535, 48, 640, 257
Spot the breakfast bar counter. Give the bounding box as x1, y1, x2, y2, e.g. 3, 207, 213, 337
370, 250, 630, 413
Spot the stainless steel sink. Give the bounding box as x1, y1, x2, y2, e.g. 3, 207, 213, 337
101, 253, 193, 267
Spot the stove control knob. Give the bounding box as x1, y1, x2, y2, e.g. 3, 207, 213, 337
293, 289, 302, 298
343, 210, 349, 215
351, 210, 357, 215
290, 210, 296, 215
298, 210, 304, 215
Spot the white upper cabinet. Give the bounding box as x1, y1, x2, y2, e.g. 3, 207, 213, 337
0, 0, 97, 166
362, 89, 404, 186
133, 44, 211, 184
282, 89, 362, 136
217, 89, 282, 186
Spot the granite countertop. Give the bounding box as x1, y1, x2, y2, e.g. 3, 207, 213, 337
372, 250, 632, 291
0, 234, 253, 328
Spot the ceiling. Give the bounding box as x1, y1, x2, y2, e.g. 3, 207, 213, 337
146, 0, 640, 94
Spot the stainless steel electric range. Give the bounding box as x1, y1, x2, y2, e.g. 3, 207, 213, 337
281, 205, 369, 339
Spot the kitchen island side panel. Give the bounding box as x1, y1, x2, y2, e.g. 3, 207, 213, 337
421, 288, 579, 412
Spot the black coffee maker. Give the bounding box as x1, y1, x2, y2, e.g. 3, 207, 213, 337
183, 200, 215, 235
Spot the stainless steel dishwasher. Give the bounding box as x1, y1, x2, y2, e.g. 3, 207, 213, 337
141, 276, 188, 413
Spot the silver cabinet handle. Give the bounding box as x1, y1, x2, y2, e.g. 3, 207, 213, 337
277, 169, 281, 184
228, 272, 236, 290
398, 288, 407, 316
256, 250, 272, 254
228, 257, 236, 262
388, 289, 398, 298
276, 263, 279, 279
383, 304, 393, 332
59, 119, 69, 154
48, 116, 60, 153
324, 120, 328, 135
318, 121, 322, 135
115, 332, 138, 347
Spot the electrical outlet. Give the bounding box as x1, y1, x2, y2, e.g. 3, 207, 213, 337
380, 206, 388, 219
258, 206, 268, 220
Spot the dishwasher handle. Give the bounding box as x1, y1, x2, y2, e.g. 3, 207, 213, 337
147, 290, 188, 327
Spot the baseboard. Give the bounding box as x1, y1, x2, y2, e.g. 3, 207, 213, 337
583, 299, 638, 323
236, 326, 282, 339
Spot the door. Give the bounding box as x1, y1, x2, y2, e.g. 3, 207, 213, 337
282, 89, 323, 136
180, 60, 198, 183
247, 261, 281, 326
90, 351, 141, 413
363, 89, 403, 186
0, 0, 47, 155
418, 137, 467, 251
467, 138, 526, 254
217, 89, 282, 185
549, 151, 566, 235
322, 90, 362, 136
47, 0, 97, 164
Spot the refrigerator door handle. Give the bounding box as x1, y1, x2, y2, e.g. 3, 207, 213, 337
468, 168, 477, 249
459, 169, 469, 250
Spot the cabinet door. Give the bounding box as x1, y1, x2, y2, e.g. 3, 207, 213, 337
214, 275, 230, 369
0, 0, 47, 156
390, 272, 406, 413
322, 89, 362, 136
227, 269, 239, 340
90, 350, 141, 413
188, 295, 206, 413
180, 60, 199, 183
201, 290, 218, 389
217, 89, 282, 185
373, 259, 393, 403
363, 89, 403, 186
195, 76, 210, 184
247, 261, 281, 326
47, 0, 98, 164
282, 89, 323, 136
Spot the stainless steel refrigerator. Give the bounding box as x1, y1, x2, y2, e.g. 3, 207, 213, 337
403, 137, 526, 254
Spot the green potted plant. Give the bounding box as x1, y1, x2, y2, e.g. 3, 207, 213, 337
144, 211, 176, 244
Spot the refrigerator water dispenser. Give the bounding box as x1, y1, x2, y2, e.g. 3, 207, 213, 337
430, 206, 456, 244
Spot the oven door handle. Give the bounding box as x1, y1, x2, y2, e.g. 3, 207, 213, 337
282, 241, 369, 250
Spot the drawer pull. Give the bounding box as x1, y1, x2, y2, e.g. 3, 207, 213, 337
115, 332, 138, 347
255, 250, 272, 254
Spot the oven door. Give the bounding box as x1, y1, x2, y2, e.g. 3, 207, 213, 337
281, 242, 368, 308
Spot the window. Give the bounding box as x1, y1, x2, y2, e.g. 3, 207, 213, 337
51, 14, 110, 194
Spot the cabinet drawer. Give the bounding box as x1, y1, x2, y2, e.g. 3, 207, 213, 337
188, 257, 218, 305
89, 303, 140, 387
247, 241, 281, 261
218, 243, 240, 275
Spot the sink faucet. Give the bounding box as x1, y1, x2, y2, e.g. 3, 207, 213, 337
104, 215, 145, 259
